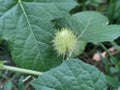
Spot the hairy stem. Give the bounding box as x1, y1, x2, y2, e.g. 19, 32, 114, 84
2, 65, 43, 76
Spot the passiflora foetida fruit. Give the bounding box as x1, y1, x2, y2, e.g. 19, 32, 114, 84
52, 28, 79, 59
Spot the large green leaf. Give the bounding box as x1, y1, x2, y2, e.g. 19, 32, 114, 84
31, 59, 106, 90
56, 11, 120, 43
0, 0, 77, 71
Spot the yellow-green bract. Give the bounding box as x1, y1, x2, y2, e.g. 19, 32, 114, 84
53, 28, 78, 57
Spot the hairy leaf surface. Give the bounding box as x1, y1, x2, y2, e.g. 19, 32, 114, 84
0, 0, 77, 71
31, 59, 106, 90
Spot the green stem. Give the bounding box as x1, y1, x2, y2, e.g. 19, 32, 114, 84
99, 43, 118, 64
2, 65, 43, 76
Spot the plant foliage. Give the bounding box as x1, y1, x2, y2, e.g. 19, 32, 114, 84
31, 59, 106, 90
0, 0, 77, 71
0, 0, 120, 89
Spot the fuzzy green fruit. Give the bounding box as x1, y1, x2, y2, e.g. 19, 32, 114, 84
53, 28, 78, 57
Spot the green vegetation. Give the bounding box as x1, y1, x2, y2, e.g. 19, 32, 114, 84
0, 0, 120, 90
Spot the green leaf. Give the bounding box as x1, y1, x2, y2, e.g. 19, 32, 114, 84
18, 76, 25, 90
0, 61, 6, 69
107, 0, 120, 21
31, 59, 106, 90
105, 75, 120, 88
0, 0, 77, 71
72, 40, 86, 57
85, 0, 104, 7
56, 11, 120, 43
4, 80, 13, 90
118, 87, 120, 90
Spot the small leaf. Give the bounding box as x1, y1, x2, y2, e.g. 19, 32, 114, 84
118, 87, 120, 90
0, 61, 6, 69
4, 80, 13, 90
31, 59, 106, 90
18, 76, 25, 90
105, 75, 120, 88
